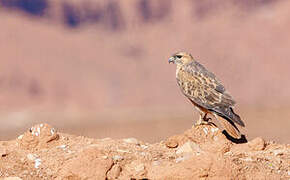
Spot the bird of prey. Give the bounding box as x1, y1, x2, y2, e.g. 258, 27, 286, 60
168, 52, 245, 139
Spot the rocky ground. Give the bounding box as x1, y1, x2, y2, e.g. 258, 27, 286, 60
0, 123, 289, 180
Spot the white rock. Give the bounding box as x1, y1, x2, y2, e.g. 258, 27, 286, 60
273, 149, 284, 156
112, 155, 124, 161
175, 157, 186, 163
27, 153, 36, 161
140, 145, 148, 149
211, 127, 219, 133
135, 164, 145, 172
152, 161, 160, 166
116, 149, 130, 153
123, 138, 139, 145
57, 145, 67, 149
17, 135, 23, 140
240, 157, 253, 162
34, 158, 42, 168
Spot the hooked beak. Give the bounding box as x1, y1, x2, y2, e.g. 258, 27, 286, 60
168, 56, 175, 64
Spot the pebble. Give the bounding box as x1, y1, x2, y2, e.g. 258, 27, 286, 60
116, 149, 130, 153
123, 138, 139, 145
34, 158, 42, 168
240, 157, 253, 162
57, 145, 67, 149
27, 153, 37, 161
140, 144, 148, 149
175, 157, 186, 163
165, 139, 178, 148
211, 127, 219, 133
135, 164, 145, 172
152, 161, 160, 166
17, 135, 23, 140
112, 155, 124, 162
272, 149, 284, 156
176, 141, 202, 155
0, 148, 8, 157
107, 164, 122, 179
248, 137, 265, 151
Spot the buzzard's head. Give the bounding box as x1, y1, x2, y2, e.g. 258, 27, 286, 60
168, 52, 194, 66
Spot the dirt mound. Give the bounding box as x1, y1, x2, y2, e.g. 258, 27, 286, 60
0, 123, 289, 179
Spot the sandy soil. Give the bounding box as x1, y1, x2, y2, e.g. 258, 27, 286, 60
0, 123, 289, 180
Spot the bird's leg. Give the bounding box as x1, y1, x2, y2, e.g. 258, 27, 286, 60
203, 113, 212, 122
195, 111, 210, 126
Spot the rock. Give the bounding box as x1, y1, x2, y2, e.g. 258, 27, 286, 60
248, 137, 265, 151
135, 163, 145, 172
18, 124, 59, 149
165, 138, 178, 148
34, 158, 42, 168
112, 155, 124, 162
123, 138, 139, 145
0, 147, 8, 157
26, 153, 37, 161
272, 149, 284, 156
107, 164, 122, 179
176, 141, 202, 155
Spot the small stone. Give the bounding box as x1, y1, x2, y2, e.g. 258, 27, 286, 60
112, 155, 124, 162
107, 164, 121, 179
165, 139, 178, 148
57, 145, 67, 149
101, 138, 112, 141
34, 158, 42, 168
240, 157, 253, 162
27, 153, 37, 161
17, 135, 23, 140
135, 164, 145, 172
176, 141, 202, 155
116, 149, 130, 153
272, 149, 284, 156
175, 157, 186, 163
248, 137, 265, 151
211, 127, 219, 133
203, 127, 208, 135
0, 147, 8, 157
140, 144, 148, 149
123, 138, 139, 145
18, 124, 59, 149
152, 161, 160, 166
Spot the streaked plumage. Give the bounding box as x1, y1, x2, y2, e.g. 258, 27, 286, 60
169, 52, 245, 139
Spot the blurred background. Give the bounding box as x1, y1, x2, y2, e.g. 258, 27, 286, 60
0, 0, 289, 143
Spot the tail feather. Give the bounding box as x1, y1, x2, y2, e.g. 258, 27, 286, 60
218, 117, 241, 139
212, 106, 245, 127
230, 108, 245, 127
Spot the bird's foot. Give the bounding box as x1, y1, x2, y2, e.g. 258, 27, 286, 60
194, 118, 217, 127
195, 120, 210, 126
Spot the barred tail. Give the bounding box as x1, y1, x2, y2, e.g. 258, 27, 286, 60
218, 117, 241, 139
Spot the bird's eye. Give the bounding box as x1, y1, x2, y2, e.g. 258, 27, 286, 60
176, 55, 182, 59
